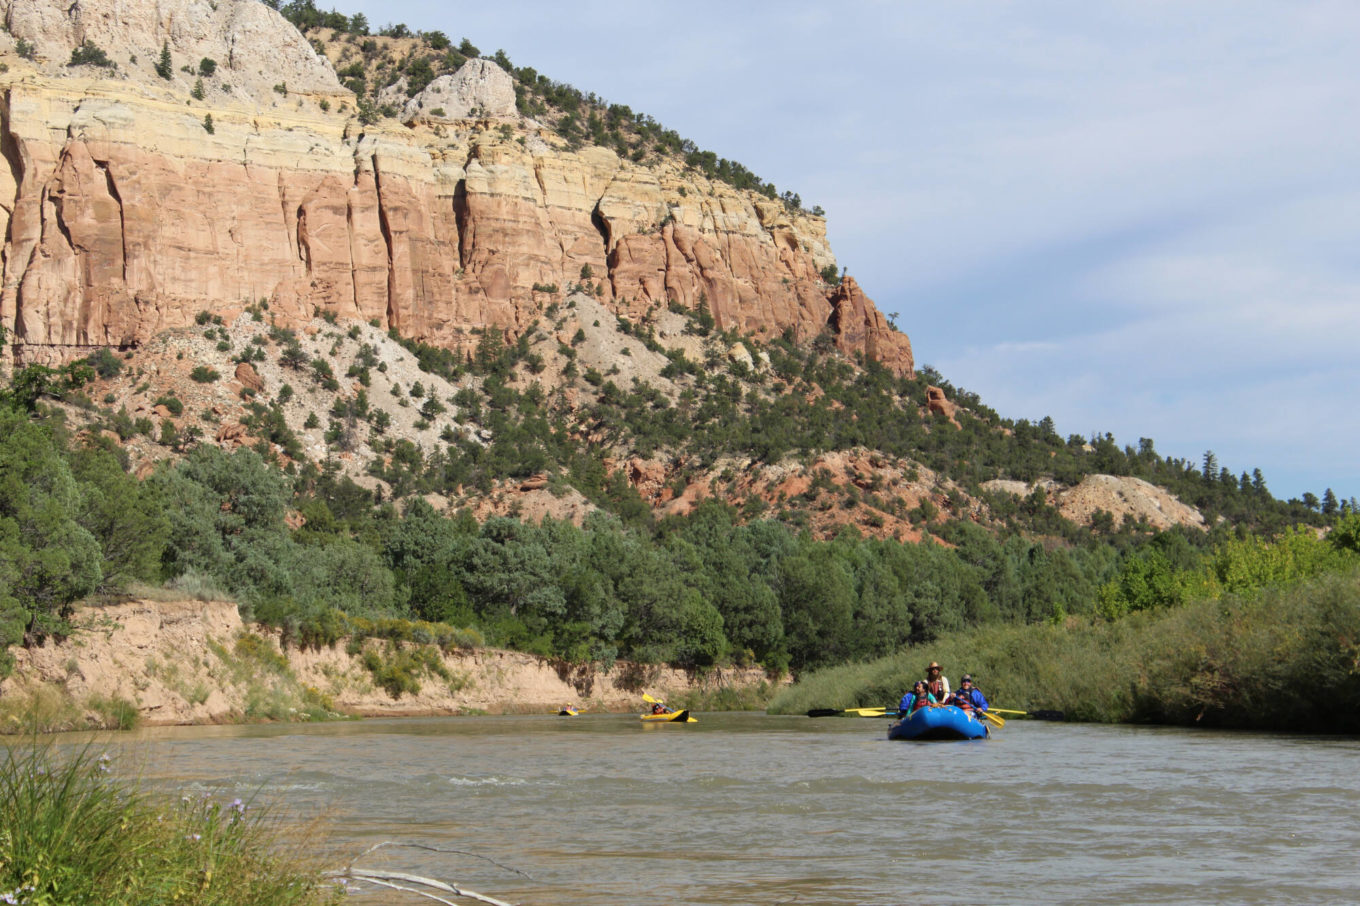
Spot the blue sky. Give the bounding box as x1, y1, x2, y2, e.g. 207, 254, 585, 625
344, 1, 1360, 504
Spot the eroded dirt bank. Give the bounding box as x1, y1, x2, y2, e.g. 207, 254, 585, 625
0, 599, 773, 729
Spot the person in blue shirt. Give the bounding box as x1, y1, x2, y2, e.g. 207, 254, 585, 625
954, 674, 989, 713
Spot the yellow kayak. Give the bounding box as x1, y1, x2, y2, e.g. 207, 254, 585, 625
557, 708, 580, 716
640, 709, 696, 723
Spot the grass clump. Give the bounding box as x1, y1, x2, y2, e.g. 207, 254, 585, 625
0, 742, 341, 905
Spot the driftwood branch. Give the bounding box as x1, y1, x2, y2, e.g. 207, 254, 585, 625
331, 840, 527, 905
326, 868, 516, 906
345, 840, 532, 879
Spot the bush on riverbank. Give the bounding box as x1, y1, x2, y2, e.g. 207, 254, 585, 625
0, 743, 341, 905
770, 566, 1360, 732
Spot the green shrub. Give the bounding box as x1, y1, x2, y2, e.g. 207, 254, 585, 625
69, 40, 114, 68
86, 694, 140, 730
190, 366, 220, 383
86, 347, 124, 379
153, 394, 184, 416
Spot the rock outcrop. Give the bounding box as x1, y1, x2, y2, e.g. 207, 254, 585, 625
401, 60, 516, 123
982, 474, 1207, 531
0, 0, 913, 378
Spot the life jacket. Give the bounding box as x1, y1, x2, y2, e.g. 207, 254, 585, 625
953, 696, 973, 713
909, 692, 932, 713
927, 678, 947, 700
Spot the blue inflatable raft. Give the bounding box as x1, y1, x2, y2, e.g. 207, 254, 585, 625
888, 705, 989, 741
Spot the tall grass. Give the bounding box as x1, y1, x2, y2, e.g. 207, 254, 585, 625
0, 742, 341, 905
770, 567, 1360, 732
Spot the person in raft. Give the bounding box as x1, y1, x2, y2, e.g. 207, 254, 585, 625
898, 680, 937, 716
924, 661, 951, 703
953, 675, 989, 714
650, 702, 673, 715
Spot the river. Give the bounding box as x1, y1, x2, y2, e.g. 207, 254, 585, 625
99, 712, 1360, 905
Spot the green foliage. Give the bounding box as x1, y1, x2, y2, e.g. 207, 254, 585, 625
155, 41, 172, 79
69, 40, 114, 68
198, 57, 217, 77
0, 743, 341, 905
85, 347, 124, 379
359, 640, 449, 698
0, 409, 103, 646
774, 565, 1360, 732
153, 394, 184, 416
190, 365, 220, 383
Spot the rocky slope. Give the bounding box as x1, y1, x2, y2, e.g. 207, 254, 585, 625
0, 0, 912, 378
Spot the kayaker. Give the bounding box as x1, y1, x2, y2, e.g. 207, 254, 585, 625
650, 702, 672, 715
898, 680, 936, 716
924, 661, 951, 703
956, 675, 989, 713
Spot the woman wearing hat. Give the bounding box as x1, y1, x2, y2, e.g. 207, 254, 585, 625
924, 661, 950, 703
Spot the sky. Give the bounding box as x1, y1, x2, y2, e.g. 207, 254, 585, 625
343, 1, 1360, 504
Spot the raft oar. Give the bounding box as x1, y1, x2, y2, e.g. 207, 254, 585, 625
979, 710, 1005, 728
807, 706, 899, 718
990, 707, 1066, 721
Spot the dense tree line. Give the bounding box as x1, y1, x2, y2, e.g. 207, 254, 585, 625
2, 387, 1128, 678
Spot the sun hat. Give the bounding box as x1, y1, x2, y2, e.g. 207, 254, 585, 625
927, 661, 941, 671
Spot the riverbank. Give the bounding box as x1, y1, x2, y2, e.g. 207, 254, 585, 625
0, 598, 776, 733
769, 567, 1360, 732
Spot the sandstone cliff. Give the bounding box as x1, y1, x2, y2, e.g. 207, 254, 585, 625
0, 0, 913, 378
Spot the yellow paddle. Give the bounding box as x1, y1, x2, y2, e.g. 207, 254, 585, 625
979, 710, 1005, 728
642, 693, 673, 713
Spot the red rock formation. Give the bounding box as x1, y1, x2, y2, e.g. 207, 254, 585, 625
0, 1, 914, 379
827, 277, 914, 378
234, 363, 265, 394
926, 386, 961, 429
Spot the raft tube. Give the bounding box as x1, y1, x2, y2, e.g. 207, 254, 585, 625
888, 706, 988, 741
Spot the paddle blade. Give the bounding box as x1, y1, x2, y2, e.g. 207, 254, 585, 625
1032, 709, 1066, 721
807, 708, 844, 718
642, 693, 662, 704
844, 707, 889, 717
980, 710, 1005, 728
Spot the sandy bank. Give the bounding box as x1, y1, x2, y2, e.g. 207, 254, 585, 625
0, 598, 774, 729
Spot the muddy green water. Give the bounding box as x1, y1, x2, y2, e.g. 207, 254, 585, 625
111, 713, 1358, 905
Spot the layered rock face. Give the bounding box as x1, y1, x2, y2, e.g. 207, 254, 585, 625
0, 0, 913, 377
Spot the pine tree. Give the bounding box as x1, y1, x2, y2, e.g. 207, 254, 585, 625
155, 41, 172, 80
